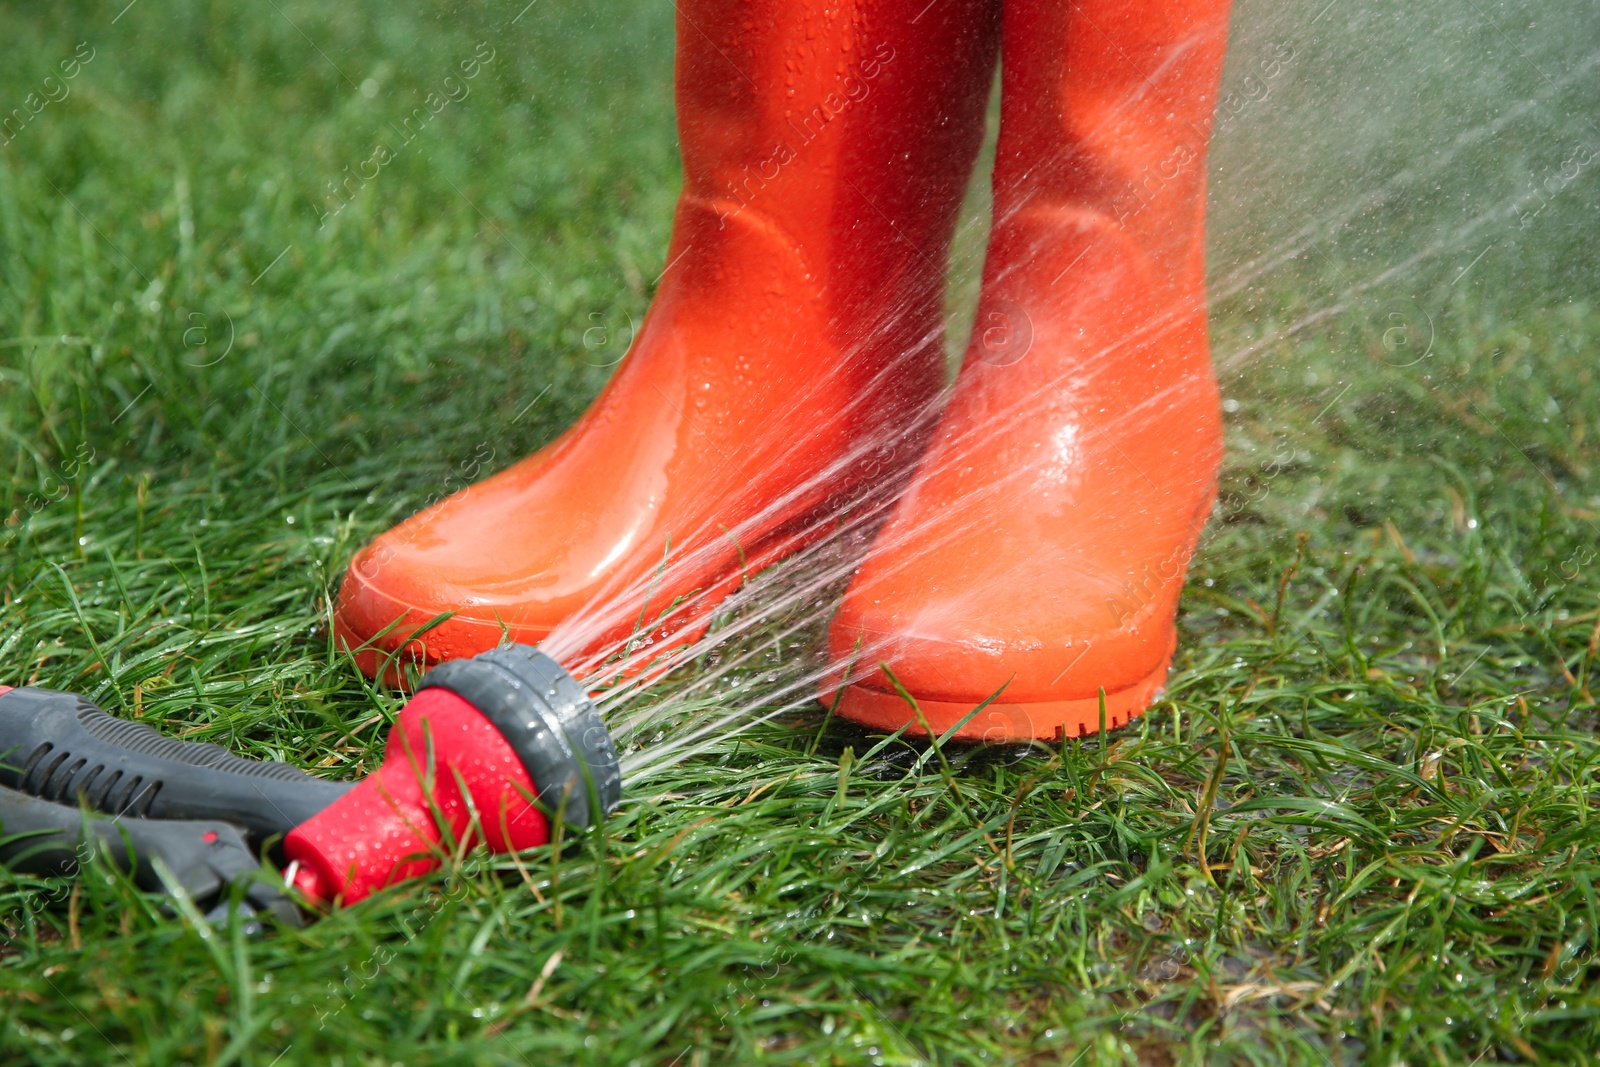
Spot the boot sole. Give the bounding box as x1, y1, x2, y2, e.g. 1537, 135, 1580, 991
828, 646, 1173, 743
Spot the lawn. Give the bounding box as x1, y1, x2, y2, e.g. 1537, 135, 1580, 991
2, 0, 1599, 1064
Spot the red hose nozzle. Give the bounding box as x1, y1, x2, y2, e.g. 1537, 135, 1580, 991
285, 647, 620, 906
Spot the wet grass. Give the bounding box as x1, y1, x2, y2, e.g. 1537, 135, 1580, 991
2, 1, 1599, 1064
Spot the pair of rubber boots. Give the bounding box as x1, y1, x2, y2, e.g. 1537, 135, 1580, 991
336, 0, 1235, 742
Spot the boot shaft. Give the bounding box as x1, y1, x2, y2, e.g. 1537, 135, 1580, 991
671, 0, 1001, 342
993, 0, 1233, 291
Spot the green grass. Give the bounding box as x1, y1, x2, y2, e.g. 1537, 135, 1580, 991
3, 1, 1600, 1064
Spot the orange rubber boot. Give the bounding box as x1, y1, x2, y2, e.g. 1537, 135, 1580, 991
824, 0, 1234, 740
336, 0, 1001, 680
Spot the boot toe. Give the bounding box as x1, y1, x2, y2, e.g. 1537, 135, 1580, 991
823, 545, 1185, 741
333, 553, 518, 680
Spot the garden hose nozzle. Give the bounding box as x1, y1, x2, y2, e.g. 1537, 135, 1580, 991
283, 646, 621, 906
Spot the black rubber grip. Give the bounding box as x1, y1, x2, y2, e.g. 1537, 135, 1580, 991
418, 646, 621, 830
0, 688, 351, 851
0, 785, 300, 927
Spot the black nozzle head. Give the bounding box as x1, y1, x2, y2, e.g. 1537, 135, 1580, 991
418, 645, 621, 831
